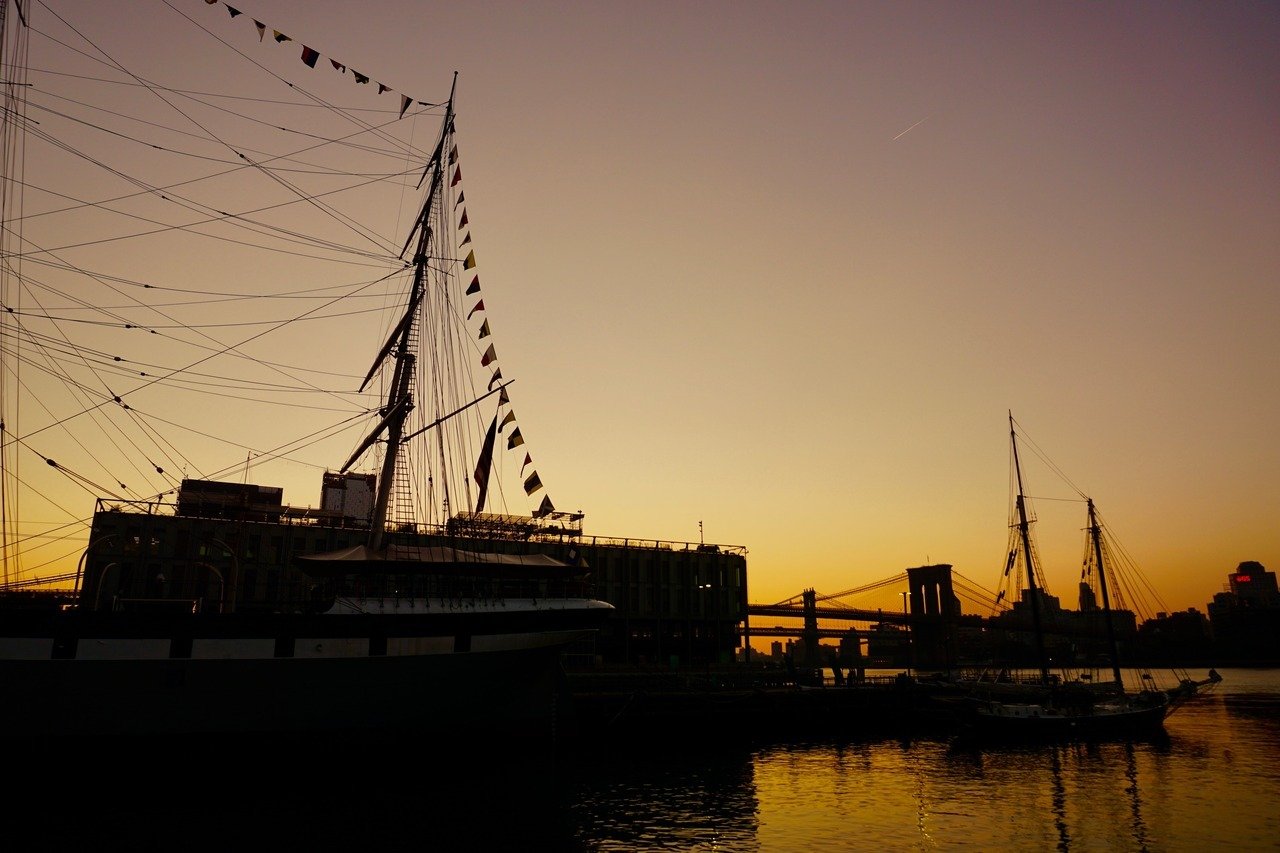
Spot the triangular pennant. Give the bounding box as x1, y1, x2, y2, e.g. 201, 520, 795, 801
508, 429, 525, 450
463, 251, 476, 270
522, 470, 542, 494
537, 494, 555, 515
474, 414, 499, 514
400, 94, 411, 118
449, 145, 458, 165
354, 71, 370, 84
487, 369, 503, 391
331, 59, 346, 73
274, 31, 291, 43
451, 166, 462, 187
467, 299, 484, 319
301, 46, 320, 68
460, 233, 471, 247
480, 344, 497, 367
498, 387, 510, 405
499, 410, 516, 431
477, 319, 491, 339
254, 20, 266, 40
465, 276, 480, 295
227, 6, 242, 17
521, 452, 532, 474
455, 191, 465, 208
378, 83, 391, 94
459, 210, 469, 228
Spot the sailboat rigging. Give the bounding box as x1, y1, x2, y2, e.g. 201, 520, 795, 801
956, 413, 1221, 739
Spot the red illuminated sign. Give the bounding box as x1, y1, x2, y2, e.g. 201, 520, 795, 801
1232, 574, 1253, 583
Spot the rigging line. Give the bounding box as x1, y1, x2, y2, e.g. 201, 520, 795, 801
1009, 416, 1088, 499
1095, 521, 1170, 616
27, 5, 437, 158
8, 230, 407, 416
3, 138, 404, 266
1, 289, 186, 481
155, 1, 414, 257
1, 319, 366, 381
19, 255, 408, 300
163, 0, 435, 153
11, 101, 418, 260
0, 571, 81, 590
31, 72, 424, 163
1, 336, 368, 398
6, 356, 366, 409
398, 381, 515, 444
5, 300, 400, 328
7, 346, 365, 412
25, 64, 439, 116
23, 290, 408, 309
1, 356, 175, 499
1020, 494, 1085, 504
0, 23, 34, 585
196, 411, 374, 484
8, 438, 127, 503
2, 286, 188, 494
111, 395, 204, 485
5, 120, 413, 256
3, 542, 91, 580
23, 91, 423, 176
28, 15, 403, 261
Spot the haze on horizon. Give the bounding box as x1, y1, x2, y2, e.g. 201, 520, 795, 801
1, 1, 1276, 621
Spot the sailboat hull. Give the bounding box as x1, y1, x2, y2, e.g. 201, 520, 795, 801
963, 692, 1170, 741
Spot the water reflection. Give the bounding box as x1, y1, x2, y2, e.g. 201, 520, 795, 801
563, 743, 760, 852
1049, 746, 1070, 851
10, 670, 1274, 851
1123, 742, 1150, 852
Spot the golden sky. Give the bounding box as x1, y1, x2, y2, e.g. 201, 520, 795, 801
3, 0, 1276, 618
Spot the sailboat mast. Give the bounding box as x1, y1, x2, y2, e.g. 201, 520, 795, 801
1088, 498, 1124, 688
1010, 413, 1051, 684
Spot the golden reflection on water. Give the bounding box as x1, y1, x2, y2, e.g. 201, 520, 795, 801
564, 669, 1279, 852
9, 670, 1276, 851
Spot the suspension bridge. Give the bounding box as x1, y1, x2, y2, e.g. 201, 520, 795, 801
743, 563, 1006, 668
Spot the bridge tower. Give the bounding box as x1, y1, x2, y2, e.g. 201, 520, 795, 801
905, 564, 960, 670
801, 588, 820, 671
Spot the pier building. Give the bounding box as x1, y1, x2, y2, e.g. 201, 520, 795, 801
80, 477, 748, 669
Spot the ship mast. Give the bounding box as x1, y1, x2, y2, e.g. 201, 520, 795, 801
1010, 413, 1051, 685
1088, 498, 1124, 689
341, 76, 457, 552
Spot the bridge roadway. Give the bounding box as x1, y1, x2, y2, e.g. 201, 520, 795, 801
747, 625, 865, 639
747, 604, 910, 625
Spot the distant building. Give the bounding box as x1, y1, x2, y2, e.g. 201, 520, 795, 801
1227, 561, 1280, 606
1208, 561, 1280, 662
1135, 608, 1213, 665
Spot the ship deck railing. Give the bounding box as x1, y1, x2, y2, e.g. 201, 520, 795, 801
94, 498, 748, 555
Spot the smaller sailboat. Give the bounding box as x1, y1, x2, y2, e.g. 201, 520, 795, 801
959, 414, 1221, 740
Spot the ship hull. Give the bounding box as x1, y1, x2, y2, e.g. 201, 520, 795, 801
0, 606, 605, 739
